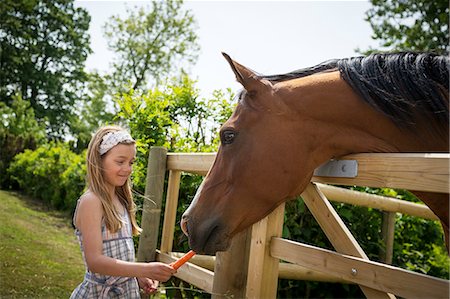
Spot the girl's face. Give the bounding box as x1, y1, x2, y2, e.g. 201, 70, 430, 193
102, 143, 136, 188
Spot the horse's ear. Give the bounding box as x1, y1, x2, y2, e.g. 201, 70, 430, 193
222, 52, 268, 91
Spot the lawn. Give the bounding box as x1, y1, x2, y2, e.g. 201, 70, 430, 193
0, 190, 85, 298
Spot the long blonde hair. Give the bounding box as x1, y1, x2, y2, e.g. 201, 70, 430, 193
86, 125, 141, 235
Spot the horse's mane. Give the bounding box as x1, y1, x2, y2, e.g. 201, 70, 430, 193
262, 53, 449, 131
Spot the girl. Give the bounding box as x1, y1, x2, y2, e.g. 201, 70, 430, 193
71, 125, 176, 298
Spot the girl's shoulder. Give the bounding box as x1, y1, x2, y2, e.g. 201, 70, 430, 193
76, 191, 103, 219
74, 190, 104, 230
79, 190, 102, 207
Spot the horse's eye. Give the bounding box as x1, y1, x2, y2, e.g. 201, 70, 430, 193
221, 130, 236, 145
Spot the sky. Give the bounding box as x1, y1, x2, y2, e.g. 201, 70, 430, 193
74, 0, 379, 97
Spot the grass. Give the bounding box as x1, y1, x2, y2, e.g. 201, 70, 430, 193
0, 190, 85, 298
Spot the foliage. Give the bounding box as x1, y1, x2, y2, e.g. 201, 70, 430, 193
0, 190, 85, 298
8, 142, 86, 211
104, 0, 200, 94
116, 75, 235, 193
0, 93, 46, 188
364, 0, 449, 54
0, 0, 92, 137
69, 72, 116, 153
116, 86, 173, 195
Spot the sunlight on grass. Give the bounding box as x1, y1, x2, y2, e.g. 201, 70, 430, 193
0, 190, 85, 298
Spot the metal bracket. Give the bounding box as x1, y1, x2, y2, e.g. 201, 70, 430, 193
313, 160, 358, 178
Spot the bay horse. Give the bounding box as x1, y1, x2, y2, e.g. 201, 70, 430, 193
181, 52, 449, 255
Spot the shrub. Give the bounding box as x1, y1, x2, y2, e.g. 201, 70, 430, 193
8, 142, 85, 211
0, 94, 46, 188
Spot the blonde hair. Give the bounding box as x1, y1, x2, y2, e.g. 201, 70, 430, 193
86, 125, 142, 235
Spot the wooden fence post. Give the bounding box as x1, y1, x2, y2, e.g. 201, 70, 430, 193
160, 170, 182, 253
137, 146, 167, 262
379, 211, 396, 264
246, 203, 285, 299
212, 229, 252, 299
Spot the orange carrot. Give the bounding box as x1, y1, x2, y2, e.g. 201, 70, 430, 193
169, 250, 196, 270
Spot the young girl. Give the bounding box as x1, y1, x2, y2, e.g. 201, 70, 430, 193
71, 125, 176, 298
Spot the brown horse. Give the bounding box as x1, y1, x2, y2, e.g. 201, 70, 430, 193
181, 52, 449, 255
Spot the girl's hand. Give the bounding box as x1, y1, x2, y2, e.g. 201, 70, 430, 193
137, 277, 158, 294
145, 262, 176, 282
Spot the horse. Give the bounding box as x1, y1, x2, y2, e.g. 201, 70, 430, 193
180, 52, 449, 255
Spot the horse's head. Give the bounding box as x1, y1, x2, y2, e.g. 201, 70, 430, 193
180, 52, 450, 255
181, 53, 321, 254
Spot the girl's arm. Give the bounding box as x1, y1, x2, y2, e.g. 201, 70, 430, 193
75, 193, 175, 282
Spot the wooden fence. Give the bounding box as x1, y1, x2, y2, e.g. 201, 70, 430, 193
137, 148, 449, 298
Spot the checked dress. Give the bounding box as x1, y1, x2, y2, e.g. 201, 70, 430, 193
70, 201, 140, 299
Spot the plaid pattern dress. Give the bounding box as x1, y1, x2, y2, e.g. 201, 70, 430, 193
70, 205, 140, 299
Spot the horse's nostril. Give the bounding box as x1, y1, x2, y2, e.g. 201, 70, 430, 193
181, 216, 189, 236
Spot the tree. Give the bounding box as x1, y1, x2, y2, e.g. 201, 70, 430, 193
115, 74, 234, 192
364, 0, 448, 54
69, 72, 115, 153
103, 0, 200, 94
0, 0, 91, 136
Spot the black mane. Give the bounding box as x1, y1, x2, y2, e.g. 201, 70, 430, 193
262, 53, 449, 131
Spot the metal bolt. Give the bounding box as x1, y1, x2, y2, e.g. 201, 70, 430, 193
351, 268, 358, 276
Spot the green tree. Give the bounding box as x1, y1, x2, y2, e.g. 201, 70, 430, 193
104, 0, 200, 94
364, 0, 449, 54
115, 74, 234, 191
0, 0, 92, 136
164, 75, 235, 152
69, 72, 115, 153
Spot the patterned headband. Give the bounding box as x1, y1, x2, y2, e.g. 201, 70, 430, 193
99, 131, 135, 155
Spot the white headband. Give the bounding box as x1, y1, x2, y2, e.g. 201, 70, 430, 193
99, 131, 134, 155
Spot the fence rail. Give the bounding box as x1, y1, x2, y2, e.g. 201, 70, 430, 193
166, 152, 449, 192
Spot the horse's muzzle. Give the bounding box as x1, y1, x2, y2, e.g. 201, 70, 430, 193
180, 213, 230, 255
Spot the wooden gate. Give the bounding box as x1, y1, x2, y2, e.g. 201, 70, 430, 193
137, 147, 449, 298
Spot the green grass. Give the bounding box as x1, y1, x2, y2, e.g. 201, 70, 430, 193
0, 190, 85, 298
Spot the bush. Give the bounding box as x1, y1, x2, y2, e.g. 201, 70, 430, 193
8, 142, 85, 211
0, 94, 46, 188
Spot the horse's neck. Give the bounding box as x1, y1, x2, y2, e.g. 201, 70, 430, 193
281, 72, 448, 157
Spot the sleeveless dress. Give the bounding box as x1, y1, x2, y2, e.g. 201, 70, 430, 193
70, 202, 140, 299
